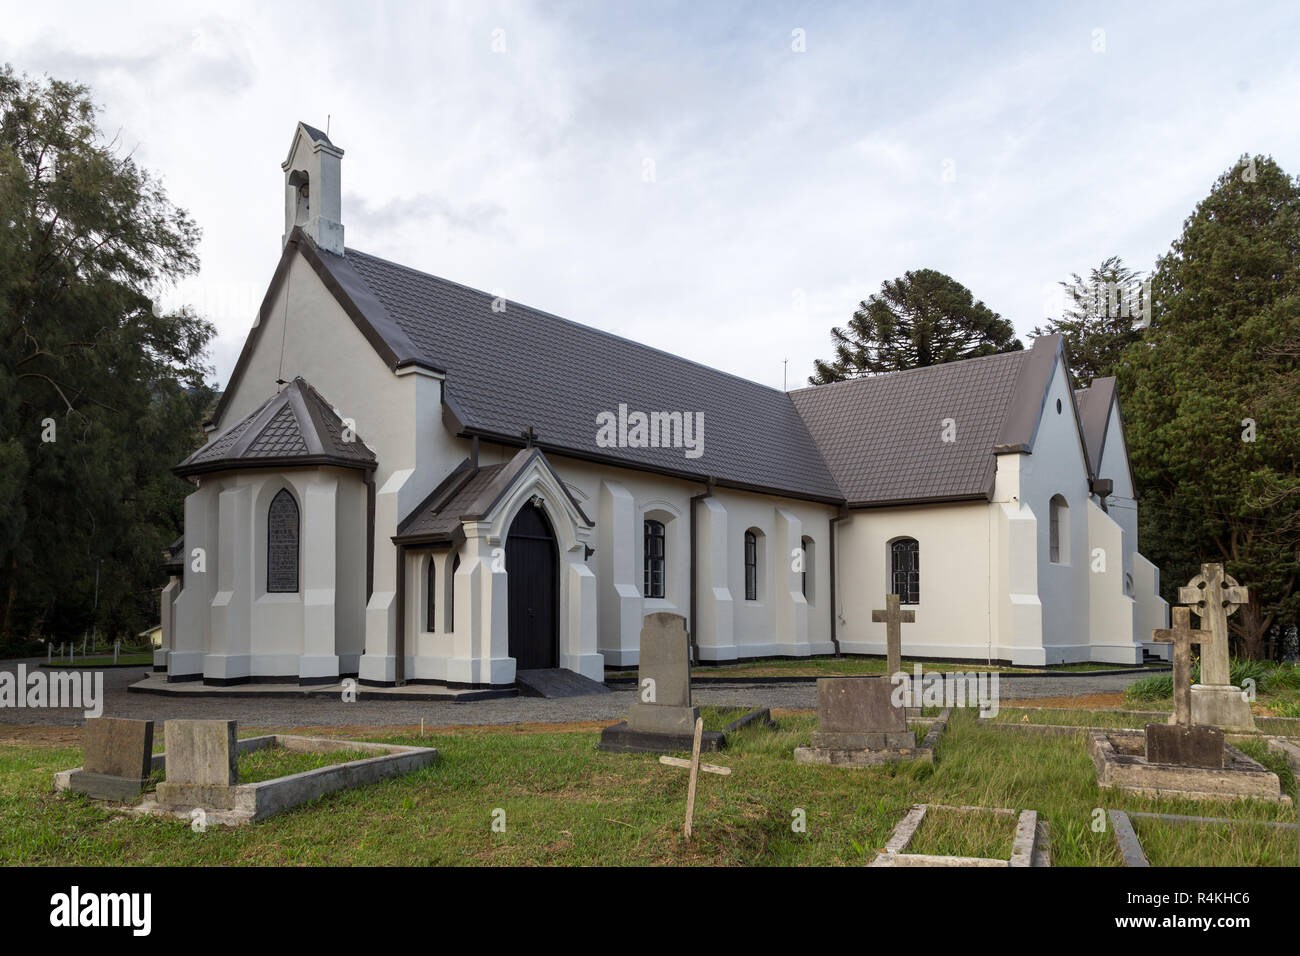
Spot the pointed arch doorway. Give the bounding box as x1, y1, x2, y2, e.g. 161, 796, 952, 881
506, 499, 559, 670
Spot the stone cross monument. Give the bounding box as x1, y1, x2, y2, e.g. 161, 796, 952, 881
1146, 607, 1225, 767
871, 593, 915, 677
1177, 563, 1255, 732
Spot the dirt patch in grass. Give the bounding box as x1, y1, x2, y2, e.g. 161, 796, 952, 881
0, 725, 85, 747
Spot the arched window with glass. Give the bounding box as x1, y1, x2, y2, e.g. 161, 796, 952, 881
744, 530, 760, 601
890, 537, 919, 605
267, 488, 300, 593
644, 519, 666, 599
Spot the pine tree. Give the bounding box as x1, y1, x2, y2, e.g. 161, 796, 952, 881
1119, 154, 1300, 659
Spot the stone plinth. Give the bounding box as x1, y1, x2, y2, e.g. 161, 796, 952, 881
1191, 684, 1256, 733
1090, 731, 1286, 803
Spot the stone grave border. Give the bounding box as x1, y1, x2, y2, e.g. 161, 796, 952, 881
868, 803, 1049, 867
794, 708, 950, 768
598, 706, 775, 754
1109, 808, 1299, 867
720, 707, 776, 734
977, 713, 1300, 767
56, 734, 438, 826
1088, 730, 1288, 804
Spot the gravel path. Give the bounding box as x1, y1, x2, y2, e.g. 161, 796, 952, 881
0, 659, 1154, 731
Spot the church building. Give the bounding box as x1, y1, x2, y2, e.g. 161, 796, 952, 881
156, 123, 1169, 688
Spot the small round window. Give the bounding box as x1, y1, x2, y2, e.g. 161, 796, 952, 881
1056, 398, 1062, 414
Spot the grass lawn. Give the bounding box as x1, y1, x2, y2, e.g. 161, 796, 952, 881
1, 708, 1295, 866
907, 806, 1017, 860
608, 657, 1161, 680
236, 746, 378, 784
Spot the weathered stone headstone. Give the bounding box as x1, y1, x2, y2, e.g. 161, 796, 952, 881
65, 717, 154, 801
626, 612, 697, 735
1146, 606, 1224, 769
794, 675, 944, 767
810, 676, 912, 750
1177, 563, 1255, 732
599, 613, 723, 753
155, 719, 239, 808
871, 593, 915, 677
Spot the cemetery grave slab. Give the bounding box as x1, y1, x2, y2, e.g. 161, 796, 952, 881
1088, 730, 1287, 804
868, 803, 1048, 867
56, 721, 438, 826
795, 708, 950, 767
1088, 598, 1287, 803
794, 672, 949, 767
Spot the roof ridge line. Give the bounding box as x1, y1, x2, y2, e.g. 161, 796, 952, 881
787, 347, 1028, 396
344, 245, 797, 398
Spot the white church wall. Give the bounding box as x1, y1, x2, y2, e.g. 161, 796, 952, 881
1086, 498, 1141, 663
1134, 554, 1170, 659
1018, 355, 1094, 662
457, 439, 834, 668
172, 465, 367, 683
201, 250, 447, 684
836, 501, 999, 661
997, 498, 1045, 664
169, 481, 221, 678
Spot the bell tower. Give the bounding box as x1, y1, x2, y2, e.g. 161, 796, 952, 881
281, 122, 345, 255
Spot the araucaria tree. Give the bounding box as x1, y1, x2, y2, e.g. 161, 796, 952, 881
1118, 154, 1300, 659
809, 268, 1022, 384
0, 66, 216, 645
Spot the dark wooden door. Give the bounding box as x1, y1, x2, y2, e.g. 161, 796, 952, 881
507, 502, 559, 670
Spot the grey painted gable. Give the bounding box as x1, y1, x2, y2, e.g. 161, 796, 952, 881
1074, 376, 1117, 473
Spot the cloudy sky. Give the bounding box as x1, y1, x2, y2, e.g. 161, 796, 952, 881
3, 1, 1297, 391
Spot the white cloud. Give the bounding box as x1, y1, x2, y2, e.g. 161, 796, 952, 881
3, 0, 1298, 393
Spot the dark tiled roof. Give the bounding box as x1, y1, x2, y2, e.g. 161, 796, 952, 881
396, 448, 591, 543
299, 122, 334, 147
225, 233, 1075, 507
176, 377, 376, 477
397, 460, 509, 541
789, 345, 1044, 506
1074, 377, 1116, 473
329, 246, 844, 502
162, 535, 184, 574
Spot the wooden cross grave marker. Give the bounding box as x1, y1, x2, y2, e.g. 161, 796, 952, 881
1151, 606, 1200, 727
658, 716, 731, 841
872, 593, 915, 677
1177, 563, 1249, 687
